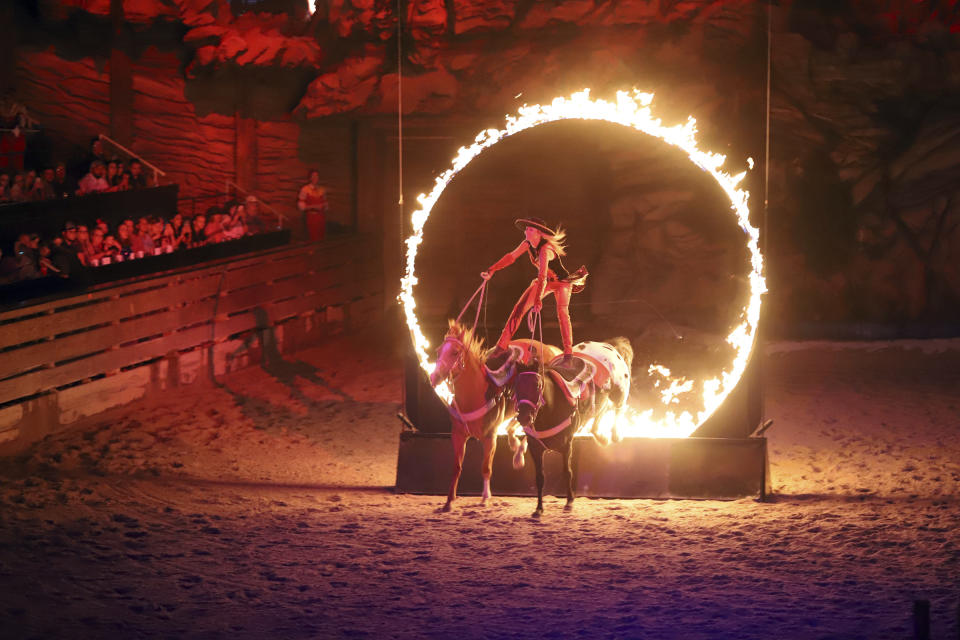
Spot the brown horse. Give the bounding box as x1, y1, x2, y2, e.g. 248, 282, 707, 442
429, 319, 560, 512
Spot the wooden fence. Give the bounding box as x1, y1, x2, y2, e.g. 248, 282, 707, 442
0, 235, 383, 451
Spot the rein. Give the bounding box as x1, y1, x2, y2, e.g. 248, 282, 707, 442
523, 416, 572, 441
456, 280, 488, 334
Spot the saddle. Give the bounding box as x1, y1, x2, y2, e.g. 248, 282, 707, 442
484, 344, 525, 387
545, 354, 597, 405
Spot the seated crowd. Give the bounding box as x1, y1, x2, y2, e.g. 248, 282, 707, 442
0, 142, 152, 204
0, 198, 268, 285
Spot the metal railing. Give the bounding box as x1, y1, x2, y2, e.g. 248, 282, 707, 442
224, 180, 287, 228
98, 133, 165, 187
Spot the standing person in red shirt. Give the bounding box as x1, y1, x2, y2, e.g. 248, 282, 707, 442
297, 169, 328, 242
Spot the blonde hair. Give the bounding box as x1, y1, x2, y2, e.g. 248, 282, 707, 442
541, 225, 567, 258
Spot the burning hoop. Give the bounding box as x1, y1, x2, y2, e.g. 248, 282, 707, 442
400, 89, 766, 438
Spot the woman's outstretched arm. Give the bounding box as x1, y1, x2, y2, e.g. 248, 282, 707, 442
481, 241, 527, 280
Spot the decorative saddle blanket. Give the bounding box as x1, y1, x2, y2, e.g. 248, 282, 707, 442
484, 345, 525, 387
484, 340, 562, 387
546, 355, 597, 405
546, 341, 632, 406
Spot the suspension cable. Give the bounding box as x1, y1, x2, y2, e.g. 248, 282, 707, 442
396, 0, 405, 268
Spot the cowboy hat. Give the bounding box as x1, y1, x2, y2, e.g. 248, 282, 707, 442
514, 216, 555, 237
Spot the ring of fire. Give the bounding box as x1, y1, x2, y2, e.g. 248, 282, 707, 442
400, 89, 766, 438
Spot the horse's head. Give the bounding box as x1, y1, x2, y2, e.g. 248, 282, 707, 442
429, 330, 466, 387
513, 360, 544, 428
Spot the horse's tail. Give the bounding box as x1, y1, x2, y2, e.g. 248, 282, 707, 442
606, 336, 634, 370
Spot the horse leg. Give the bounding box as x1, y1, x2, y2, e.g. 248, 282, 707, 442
444, 428, 467, 512
512, 434, 528, 470
529, 439, 545, 517
563, 439, 575, 510
480, 433, 497, 506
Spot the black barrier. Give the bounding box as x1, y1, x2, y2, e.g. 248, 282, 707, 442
395, 432, 769, 500
0, 230, 291, 311
0, 185, 179, 251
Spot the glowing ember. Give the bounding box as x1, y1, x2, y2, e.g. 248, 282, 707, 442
399, 89, 766, 438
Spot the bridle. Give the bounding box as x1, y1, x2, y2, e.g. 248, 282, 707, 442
515, 364, 573, 440
432, 333, 501, 425
516, 369, 544, 419
434, 334, 467, 384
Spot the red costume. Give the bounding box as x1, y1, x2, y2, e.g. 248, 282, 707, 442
298, 183, 327, 242
483, 217, 587, 356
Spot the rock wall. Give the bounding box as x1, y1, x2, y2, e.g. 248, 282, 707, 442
7, 0, 960, 329
14, 51, 110, 150
131, 49, 236, 198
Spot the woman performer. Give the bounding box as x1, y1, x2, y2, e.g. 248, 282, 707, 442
482, 217, 587, 363
297, 169, 328, 242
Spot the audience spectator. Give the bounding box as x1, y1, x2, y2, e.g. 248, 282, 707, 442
106, 160, 120, 188
12, 233, 40, 280
116, 223, 134, 255
48, 225, 81, 276
102, 233, 122, 259
190, 214, 207, 247
245, 195, 269, 235
8, 173, 25, 201
51, 163, 75, 199
160, 223, 177, 251
26, 176, 47, 202
40, 168, 57, 199
74, 137, 107, 181
175, 215, 192, 247
113, 172, 132, 192
84, 227, 106, 265
77, 160, 109, 195
170, 212, 185, 238
61, 221, 81, 252
131, 217, 154, 255
221, 203, 247, 241
149, 216, 164, 251
37, 241, 63, 277
76, 224, 92, 266
0, 173, 9, 201
129, 159, 148, 188
203, 207, 225, 244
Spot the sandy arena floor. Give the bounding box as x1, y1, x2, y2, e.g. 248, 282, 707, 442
0, 327, 958, 639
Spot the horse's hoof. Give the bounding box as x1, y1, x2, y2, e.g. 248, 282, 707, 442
531, 509, 543, 519
564, 502, 574, 511
479, 499, 488, 507
442, 502, 453, 512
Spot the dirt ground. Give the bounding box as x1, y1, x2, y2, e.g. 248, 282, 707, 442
0, 326, 958, 639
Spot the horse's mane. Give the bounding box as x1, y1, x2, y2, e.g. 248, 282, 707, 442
447, 319, 487, 362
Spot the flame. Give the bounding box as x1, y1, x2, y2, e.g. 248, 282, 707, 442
399, 89, 766, 439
